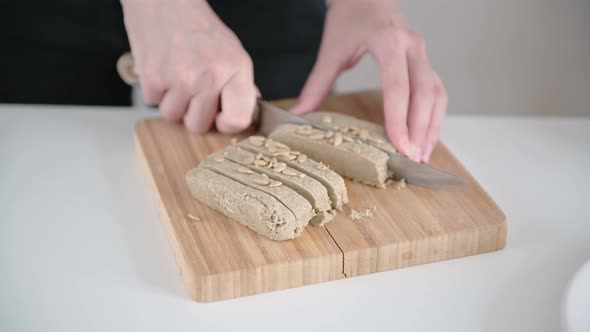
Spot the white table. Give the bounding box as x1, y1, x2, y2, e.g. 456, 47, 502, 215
1, 104, 589, 332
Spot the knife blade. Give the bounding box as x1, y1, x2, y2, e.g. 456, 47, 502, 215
254, 99, 467, 189
253, 99, 333, 135
384, 150, 467, 189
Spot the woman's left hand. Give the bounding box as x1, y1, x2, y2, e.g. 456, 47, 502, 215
291, 0, 448, 163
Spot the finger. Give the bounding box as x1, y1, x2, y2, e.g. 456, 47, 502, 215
422, 71, 448, 162
290, 50, 343, 115
138, 69, 166, 106
183, 91, 219, 134
406, 49, 435, 162
371, 47, 412, 157
216, 69, 257, 134
158, 88, 191, 122
140, 85, 165, 106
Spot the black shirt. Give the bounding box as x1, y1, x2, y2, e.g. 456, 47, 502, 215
0, 0, 326, 105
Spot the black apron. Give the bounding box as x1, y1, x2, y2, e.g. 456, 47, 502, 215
0, 0, 326, 105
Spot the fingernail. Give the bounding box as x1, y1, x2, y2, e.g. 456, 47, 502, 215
422, 143, 433, 162
414, 147, 422, 162
406, 144, 416, 159
408, 144, 419, 162
401, 141, 411, 156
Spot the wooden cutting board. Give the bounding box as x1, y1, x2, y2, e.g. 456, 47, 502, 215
135, 91, 507, 302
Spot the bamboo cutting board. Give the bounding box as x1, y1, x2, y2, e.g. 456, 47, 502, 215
135, 91, 507, 302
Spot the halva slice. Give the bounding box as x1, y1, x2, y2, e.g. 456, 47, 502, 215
269, 121, 393, 187
186, 168, 302, 241
306, 112, 397, 154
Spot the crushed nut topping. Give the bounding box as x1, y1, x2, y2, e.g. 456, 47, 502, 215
238, 166, 255, 174
269, 180, 282, 187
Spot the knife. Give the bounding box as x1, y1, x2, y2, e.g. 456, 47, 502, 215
254, 100, 466, 190
117, 52, 466, 189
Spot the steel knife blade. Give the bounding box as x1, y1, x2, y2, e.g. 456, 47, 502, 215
253, 99, 332, 134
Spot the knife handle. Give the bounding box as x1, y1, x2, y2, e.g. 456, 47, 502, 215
117, 52, 139, 86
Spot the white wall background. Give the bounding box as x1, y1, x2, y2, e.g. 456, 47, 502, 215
334, 0, 590, 116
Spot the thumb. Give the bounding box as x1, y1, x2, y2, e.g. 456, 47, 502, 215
291, 51, 343, 115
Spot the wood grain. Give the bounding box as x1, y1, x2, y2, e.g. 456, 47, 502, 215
135, 91, 507, 302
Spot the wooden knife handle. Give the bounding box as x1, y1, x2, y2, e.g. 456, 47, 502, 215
116, 52, 139, 86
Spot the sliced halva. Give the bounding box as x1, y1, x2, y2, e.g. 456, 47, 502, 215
186, 168, 302, 241
269, 122, 392, 187
220, 145, 336, 226
199, 154, 314, 230
238, 137, 348, 210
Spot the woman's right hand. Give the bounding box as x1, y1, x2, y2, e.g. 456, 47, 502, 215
121, 0, 258, 133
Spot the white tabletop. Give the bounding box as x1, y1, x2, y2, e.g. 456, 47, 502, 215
1, 104, 589, 332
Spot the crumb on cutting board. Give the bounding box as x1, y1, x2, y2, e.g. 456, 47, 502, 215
386, 178, 406, 191
230, 137, 238, 145
187, 213, 201, 221
348, 206, 376, 221
394, 178, 406, 191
